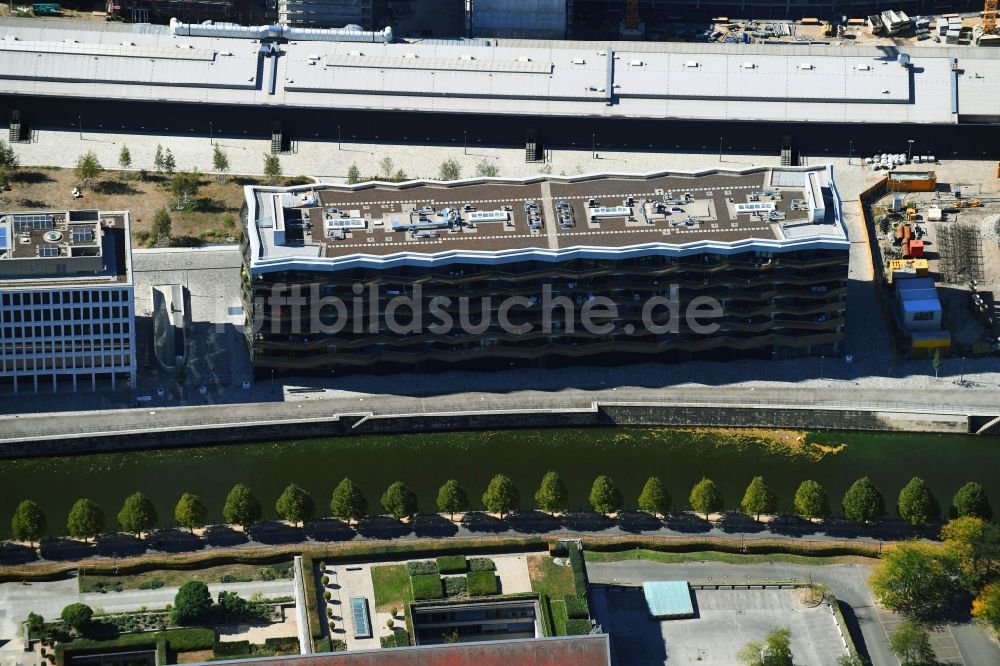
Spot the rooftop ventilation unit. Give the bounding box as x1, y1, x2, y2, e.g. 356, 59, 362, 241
856, 64, 871, 71
741, 62, 756, 69
572, 58, 586, 65
459, 54, 475, 60
799, 63, 814, 70
404, 53, 418, 58
517, 56, 531, 62
629, 59, 643, 66
684, 60, 699, 68
348, 50, 363, 56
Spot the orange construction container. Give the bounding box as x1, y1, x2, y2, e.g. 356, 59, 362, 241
908, 239, 924, 258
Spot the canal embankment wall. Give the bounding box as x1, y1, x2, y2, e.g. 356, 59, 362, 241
0, 400, 983, 458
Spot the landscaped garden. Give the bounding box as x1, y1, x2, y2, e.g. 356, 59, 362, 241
79, 562, 293, 594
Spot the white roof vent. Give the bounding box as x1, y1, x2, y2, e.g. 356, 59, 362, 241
459, 54, 475, 60
516, 56, 531, 62
684, 60, 699, 68
881, 89, 891, 94
219, 51, 233, 56
121, 41, 134, 46
404, 52, 418, 59
856, 64, 871, 71
629, 59, 644, 66
741, 62, 756, 69
597, 50, 607, 56
799, 63, 814, 70
572, 58, 586, 65
307, 54, 320, 60
348, 50, 363, 56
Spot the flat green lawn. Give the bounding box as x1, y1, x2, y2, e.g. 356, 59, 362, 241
79, 562, 293, 593
551, 599, 569, 635
527, 554, 576, 600
583, 549, 870, 566
371, 564, 413, 613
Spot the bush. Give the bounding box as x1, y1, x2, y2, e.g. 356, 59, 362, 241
379, 629, 410, 648
467, 571, 498, 597
468, 557, 496, 572
165, 628, 215, 651
567, 548, 587, 597
565, 619, 593, 635
263, 637, 299, 654
564, 595, 590, 619
61, 604, 93, 632
313, 637, 331, 653
172, 581, 212, 625
407, 560, 438, 576
331, 639, 347, 651
326, 607, 333, 618
410, 574, 443, 600
213, 640, 250, 657
436, 556, 467, 574
321, 575, 329, 585
137, 580, 164, 590
323, 590, 332, 601
219, 574, 252, 584
444, 575, 468, 598
550, 542, 569, 558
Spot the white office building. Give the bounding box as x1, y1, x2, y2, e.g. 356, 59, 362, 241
0, 209, 136, 393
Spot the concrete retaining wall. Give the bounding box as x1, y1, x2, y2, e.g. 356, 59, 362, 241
0, 401, 977, 459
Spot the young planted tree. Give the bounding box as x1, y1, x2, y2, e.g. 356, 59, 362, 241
482, 474, 520, 519
174, 493, 208, 532
118, 145, 132, 180
75, 151, 102, 187
347, 163, 361, 184
171, 171, 201, 206
475, 160, 499, 177
67, 499, 105, 542
330, 477, 368, 525
898, 477, 940, 526
793, 480, 830, 520
436, 479, 469, 520
0, 139, 19, 170
11, 500, 47, 547
379, 157, 394, 179
534, 471, 569, 516
117, 491, 158, 537
689, 477, 724, 520
263, 153, 282, 184
438, 158, 461, 181
842, 477, 886, 523
589, 475, 623, 516
637, 476, 671, 518
392, 168, 408, 182
222, 483, 263, 529
152, 208, 172, 241
931, 349, 941, 378
275, 483, 316, 526
162, 148, 176, 175
153, 144, 165, 173
952, 481, 992, 520
212, 144, 230, 182
381, 481, 419, 520
741, 476, 777, 521
889, 620, 934, 665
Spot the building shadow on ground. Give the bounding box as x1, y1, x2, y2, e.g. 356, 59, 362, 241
590, 585, 668, 666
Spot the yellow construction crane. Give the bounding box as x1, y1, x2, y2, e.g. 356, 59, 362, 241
626, 0, 639, 30
986, 0, 998, 35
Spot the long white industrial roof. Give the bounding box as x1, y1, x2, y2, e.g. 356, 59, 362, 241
0, 17, 997, 124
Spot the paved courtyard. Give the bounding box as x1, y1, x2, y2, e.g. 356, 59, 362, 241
591, 585, 847, 665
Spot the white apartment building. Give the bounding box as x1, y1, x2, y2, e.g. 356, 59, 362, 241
0, 210, 136, 393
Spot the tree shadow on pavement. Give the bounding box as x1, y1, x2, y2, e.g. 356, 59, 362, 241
617, 511, 664, 534
665, 512, 713, 534
560, 511, 616, 532
509, 510, 560, 534
767, 515, 821, 537
305, 518, 356, 542
411, 513, 460, 538
0, 542, 39, 565
40, 537, 95, 561
248, 521, 304, 545
717, 513, 767, 534
147, 528, 205, 553
460, 511, 509, 534
95, 533, 148, 558
203, 525, 249, 547
355, 516, 413, 540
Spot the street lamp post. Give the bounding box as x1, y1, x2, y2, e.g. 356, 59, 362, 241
78, 115, 82, 140
907, 139, 914, 162
719, 136, 723, 162
848, 140, 853, 166
337, 124, 341, 150
210, 121, 213, 145
463, 130, 467, 155
592, 133, 596, 159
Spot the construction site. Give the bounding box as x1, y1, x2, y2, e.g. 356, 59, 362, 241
864, 164, 1000, 360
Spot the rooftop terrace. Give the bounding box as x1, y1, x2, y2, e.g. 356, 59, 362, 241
246, 166, 847, 273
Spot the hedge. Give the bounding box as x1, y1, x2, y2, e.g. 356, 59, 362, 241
407, 560, 438, 576
567, 548, 587, 598
55, 627, 216, 666
436, 555, 467, 574
467, 571, 499, 597
313, 637, 330, 653
378, 628, 410, 648
299, 555, 324, 642
444, 575, 468, 597
550, 542, 569, 558
565, 619, 593, 635
564, 595, 590, 620
538, 593, 556, 637
163, 628, 215, 651
410, 574, 444, 600
468, 557, 496, 572
331, 639, 347, 651
213, 640, 250, 657
551, 599, 568, 636
262, 637, 300, 653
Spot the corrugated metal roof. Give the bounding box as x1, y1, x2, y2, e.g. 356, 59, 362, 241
643, 581, 695, 618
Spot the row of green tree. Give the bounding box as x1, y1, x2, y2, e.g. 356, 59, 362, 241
9, 475, 993, 545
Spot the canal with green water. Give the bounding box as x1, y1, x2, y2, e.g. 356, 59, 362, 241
1, 427, 998, 537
